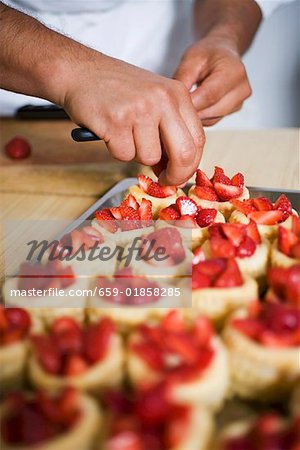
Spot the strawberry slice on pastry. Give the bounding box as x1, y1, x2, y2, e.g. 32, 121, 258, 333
271, 216, 300, 268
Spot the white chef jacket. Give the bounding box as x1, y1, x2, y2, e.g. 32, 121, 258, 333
0, 0, 295, 124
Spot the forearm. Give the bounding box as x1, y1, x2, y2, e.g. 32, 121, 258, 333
194, 0, 262, 54
0, 3, 98, 105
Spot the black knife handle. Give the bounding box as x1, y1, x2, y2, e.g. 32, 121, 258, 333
71, 128, 101, 142
16, 104, 69, 120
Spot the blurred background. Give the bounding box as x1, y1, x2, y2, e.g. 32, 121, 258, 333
1, 0, 299, 128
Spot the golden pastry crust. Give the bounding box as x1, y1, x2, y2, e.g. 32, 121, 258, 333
201, 240, 270, 286
191, 276, 258, 327
229, 209, 298, 242
0, 393, 101, 450
29, 335, 124, 394
188, 186, 249, 220
155, 209, 225, 251
223, 310, 300, 401
271, 239, 300, 268
127, 336, 229, 411
128, 185, 185, 218
2, 277, 87, 327
0, 340, 28, 389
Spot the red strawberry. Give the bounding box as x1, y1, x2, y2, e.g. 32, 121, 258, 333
210, 236, 236, 259
122, 194, 139, 210
5, 136, 31, 159
176, 196, 197, 216
236, 235, 256, 258
291, 215, 300, 237
51, 317, 80, 334
84, 318, 114, 363
161, 185, 177, 197
291, 242, 300, 259
248, 210, 286, 225
194, 186, 219, 201
286, 266, 300, 304
165, 407, 190, 449
164, 334, 199, 364
110, 207, 123, 220
105, 431, 142, 450
214, 183, 243, 201
253, 197, 273, 211
192, 270, 211, 289
132, 343, 164, 370
192, 247, 205, 265
231, 199, 256, 215
5, 308, 31, 332
267, 267, 287, 297
196, 208, 217, 228
231, 172, 244, 187
195, 169, 213, 188
135, 383, 171, 425
246, 220, 261, 244
161, 310, 185, 333
32, 336, 61, 374
194, 259, 226, 278
220, 223, 246, 247
211, 166, 231, 185
278, 226, 298, 256
64, 354, 88, 376
147, 182, 165, 198
233, 318, 264, 340
193, 316, 213, 347
137, 175, 152, 193
119, 206, 141, 231
95, 209, 118, 233
214, 259, 243, 288
0, 308, 8, 331
176, 215, 197, 228
159, 205, 180, 221
274, 194, 292, 218
138, 199, 152, 222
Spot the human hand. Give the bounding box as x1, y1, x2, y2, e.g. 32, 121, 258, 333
174, 36, 252, 126
61, 52, 205, 185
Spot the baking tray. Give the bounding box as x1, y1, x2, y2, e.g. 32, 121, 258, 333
60, 178, 300, 237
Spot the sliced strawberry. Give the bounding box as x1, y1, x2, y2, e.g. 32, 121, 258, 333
135, 383, 171, 425
64, 354, 89, 376
193, 316, 214, 348
192, 247, 205, 265
105, 431, 142, 450
195, 169, 213, 188
119, 206, 141, 231
138, 198, 152, 222
196, 208, 217, 228
231, 172, 244, 187
110, 207, 123, 220
160, 185, 177, 197
278, 226, 298, 256
214, 259, 243, 288
194, 258, 226, 278
147, 181, 165, 198
5, 308, 31, 332
137, 175, 152, 193
291, 215, 300, 237
233, 318, 265, 340
246, 220, 261, 244
267, 267, 287, 298
122, 194, 139, 210
95, 209, 118, 233
231, 199, 256, 215
220, 223, 246, 247
214, 182, 243, 201
253, 197, 273, 211
132, 342, 164, 370
84, 318, 114, 363
210, 236, 236, 259
161, 310, 185, 333
31, 335, 61, 374
176, 196, 198, 216
158, 205, 180, 221
192, 270, 211, 289
248, 210, 286, 225
236, 235, 256, 258
176, 215, 197, 228
194, 186, 219, 201
165, 334, 199, 365
286, 265, 300, 304
0, 308, 9, 331
274, 194, 292, 218
291, 242, 300, 259
211, 166, 231, 185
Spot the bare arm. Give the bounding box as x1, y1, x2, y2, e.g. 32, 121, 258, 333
0, 3, 205, 185
175, 0, 262, 125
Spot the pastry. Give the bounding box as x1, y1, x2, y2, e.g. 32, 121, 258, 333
88, 268, 186, 331
214, 412, 300, 450
92, 194, 155, 247
201, 222, 269, 286
192, 258, 258, 326
100, 383, 214, 450
0, 387, 101, 450
265, 265, 300, 307
230, 194, 297, 241
271, 216, 300, 268
188, 167, 249, 219
157, 196, 225, 250
29, 316, 124, 393
118, 227, 193, 285
128, 175, 185, 218
0, 307, 32, 389
223, 301, 300, 401
3, 260, 87, 326
127, 311, 229, 411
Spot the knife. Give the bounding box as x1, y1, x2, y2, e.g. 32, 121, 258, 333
71, 117, 224, 142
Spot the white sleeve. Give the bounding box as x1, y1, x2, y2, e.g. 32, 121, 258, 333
255, 0, 296, 18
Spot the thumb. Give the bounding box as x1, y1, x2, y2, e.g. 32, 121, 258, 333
173, 55, 198, 90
